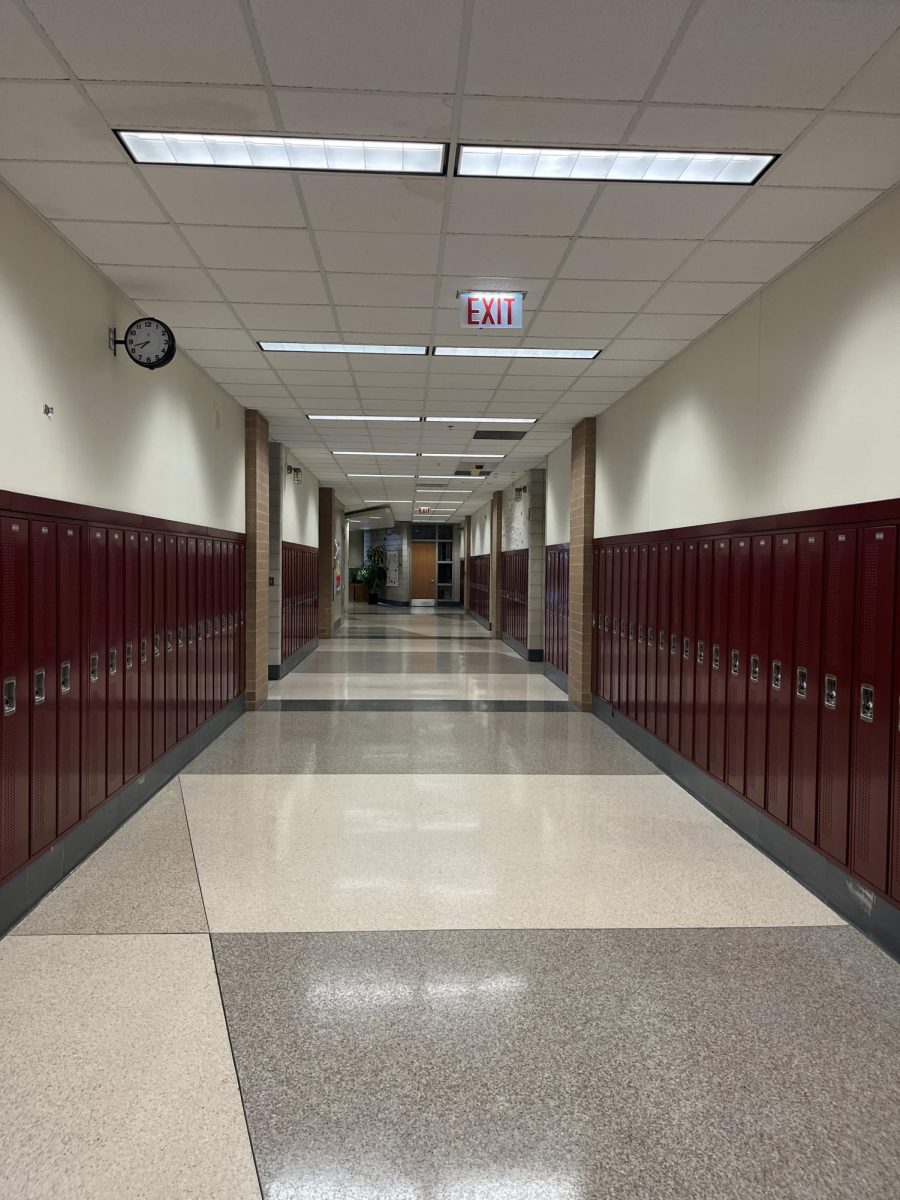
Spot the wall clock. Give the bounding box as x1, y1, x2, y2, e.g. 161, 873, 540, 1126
123, 318, 176, 370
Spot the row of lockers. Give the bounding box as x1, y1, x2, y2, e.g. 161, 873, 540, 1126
468, 554, 490, 623
591, 522, 900, 904
545, 545, 570, 675
281, 542, 319, 661
500, 549, 529, 646
0, 512, 245, 882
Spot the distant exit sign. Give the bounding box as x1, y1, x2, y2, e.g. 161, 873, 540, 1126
416, 506, 431, 515
459, 291, 523, 329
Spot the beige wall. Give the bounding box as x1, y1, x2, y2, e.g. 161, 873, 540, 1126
282, 451, 319, 547
0, 180, 244, 530
545, 439, 572, 545
471, 500, 492, 555
595, 188, 900, 537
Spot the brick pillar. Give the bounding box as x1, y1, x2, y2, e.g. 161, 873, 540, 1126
244, 410, 270, 710
490, 491, 503, 637
318, 486, 335, 638
568, 417, 596, 709
463, 515, 472, 611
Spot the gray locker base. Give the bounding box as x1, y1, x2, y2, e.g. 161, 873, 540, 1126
592, 696, 900, 964
269, 638, 319, 680
0, 695, 245, 937
501, 631, 543, 662
543, 661, 567, 693
469, 610, 491, 631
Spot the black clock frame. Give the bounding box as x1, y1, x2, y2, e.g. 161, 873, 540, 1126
120, 318, 177, 371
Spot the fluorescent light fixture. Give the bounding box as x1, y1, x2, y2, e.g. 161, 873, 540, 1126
117, 131, 446, 174
418, 474, 467, 479
364, 500, 413, 504
332, 450, 417, 457
421, 452, 504, 459
307, 414, 420, 422
457, 145, 774, 184
346, 473, 415, 479
433, 346, 598, 360
425, 416, 536, 425
417, 489, 475, 493
260, 341, 427, 355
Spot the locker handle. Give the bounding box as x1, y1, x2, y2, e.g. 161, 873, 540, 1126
613, 618, 618, 636
696, 640, 705, 666
109, 648, 117, 676
188, 625, 194, 645
60, 661, 71, 694
2, 677, 15, 716
750, 654, 760, 684
126, 642, 134, 671
90, 652, 100, 683
796, 666, 808, 699
620, 620, 626, 640
629, 622, 635, 642
860, 685, 874, 723
824, 674, 837, 711
730, 649, 740, 677
140, 638, 148, 664
712, 644, 720, 671
34, 669, 46, 705
670, 633, 678, 656
603, 616, 609, 632
638, 625, 644, 645
178, 627, 185, 648
647, 626, 654, 648
166, 631, 174, 654
592, 614, 596, 628
658, 630, 665, 652
683, 636, 690, 660
772, 660, 782, 691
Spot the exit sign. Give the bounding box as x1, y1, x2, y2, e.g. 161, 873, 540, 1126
416, 506, 431, 515
459, 291, 523, 329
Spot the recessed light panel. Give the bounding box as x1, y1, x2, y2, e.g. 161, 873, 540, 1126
347, 473, 416, 479
457, 145, 774, 184
117, 131, 446, 174
261, 342, 427, 355
420, 453, 504, 459
333, 451, 417, 457
432, 346, 598, 360
307, 415, 420, 423
425, 416, 536, 425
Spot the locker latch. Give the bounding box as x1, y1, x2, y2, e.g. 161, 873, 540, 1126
109, 648, 117, 676
188, 625, 194, 645
592, 614, 596, 628
860, 684, 875, 723
750, 654, 760, 684
670, 633, 678, 656
712, 644, 720, 671
153, 634, 160, 658
125, 642, 134, 670
648, 626, 654, 647
638, 625, 644, 645
683, 637, 690, 660
60, 661, 71, 694
796, 666, 808, 699
658, 630, 665, 651
772, 660, 782, 691
166, 631, 174, 653
697, 640, 705, 665
207, 619, 212, 637
2, 677, 15, 716
178, 627, 185, 648
620, 620, 626, 640
603, 616, 609, 632
629, 622, 635, 641
824, 674, 837, 710
90, 653, 100, 683
214, 617, 220, 636
730, 649, 740, 676
33, 669, 46, 705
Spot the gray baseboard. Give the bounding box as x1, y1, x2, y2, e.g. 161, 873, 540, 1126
591, 697, 900, 962
501, 631, 543, 662
468, 610, 491, 631
268, 638, 319, 679
0, 695, 245, 937
542, 660, 568, 692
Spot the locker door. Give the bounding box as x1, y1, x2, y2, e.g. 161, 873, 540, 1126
187, 537, 198, 733
656, 543, 671, 743
818, 530, 856, 864
668, 542, 683, 748
123, 530, 140, 785
176, 535, 187, 742
215, 539, 225, 711
107, 529, 125, 796
693, 541, 712, 769
591, 544, 601, 696
238, 542, 246, 693
83, 527, 108, 813
617, 545, 630, 709
57, 524, 82, 834
790, 531, 825, 842
725, 536, 750, 794
624, 545, 637, 718
636, 545, 649, 727
138, 533, 153, 772
708, 538, 730, 782
645, 544, 659, 735
165, 535, 177, 751
197, 537, 207, 723
850, 525, 896, 891
745, 535, 773, 808
610, 547, 621, 707
601, 547, 613, 701
28, 522, 57, 855
680, 542, 697, 758
228, 541, 236, 700
152, 533, 166, 760
766, 534, 797, 823
0, 517, 30, 878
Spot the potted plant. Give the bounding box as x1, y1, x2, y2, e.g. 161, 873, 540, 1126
357, 545, 387, 604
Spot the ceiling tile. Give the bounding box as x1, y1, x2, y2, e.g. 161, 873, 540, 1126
26, 0, 262, 84
459, 97, 636, 144
281, 371, 354, 386
189, 349, 268, 369
353, 371, 428, 387
436, 276, 550, 308
302, 175, 445, 234
448, 180, 595, 236
0, 82, 122, 162
763, 113, 900, 189
0, 0, 66, 78
183, 225, 316, 270
713, 186, 878, 241
85, 82, 275, 131
317, 232, 439, 274
643, 281, 758, 314
327, 274, 435, 307
265, 351, 350, 372
140, 165, 304, 226
102, 264, 221, 301
336, 307, 433, 335
655, 0, 900, 108
234, 303, 336, 330
0, 161, 165, 221
628, 103, 816, 151
506, 358, 587, 376
563, 238, 698, 281
252, 0, 465, 91
175, 328, 258, 350
621, 313, 721, 339
443, 234, 567, 276
498, 373, 587, 390
835, 35, 900, 113
142, 300, 240, 328
53, 220, 195, 267
467, 0, 692, 99
224, 384, 290, 397
543, 279, 659, 312
287, 386, 358, 399
673, 240, 812, 282
581, 358, 658, 377
527, 312, 632, 339
276, 89, 453, 140
208, 367, 280, 383
210, 269, 328, 304
581, 183, 747, 240
602, 338, 688, 360
571, 375, 647, 391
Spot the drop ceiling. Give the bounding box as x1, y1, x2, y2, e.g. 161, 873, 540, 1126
2, 0, 900, 522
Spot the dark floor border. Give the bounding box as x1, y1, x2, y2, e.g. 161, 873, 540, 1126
268, 638, 319, 680
0, 695, 245, 937
543, 660, 568, 693
592, 697, 900, 962
501, 631, 543, 662
468, 610, 491, 631
263, 699, 574, 712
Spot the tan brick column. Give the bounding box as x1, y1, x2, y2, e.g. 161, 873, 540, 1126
244, 409, 270, 710
318, 487, 335, 638
463, 515, 472, 611
568, 417, 597, 709
489, 491, 503, 636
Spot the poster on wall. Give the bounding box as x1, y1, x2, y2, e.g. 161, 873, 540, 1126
386, 549, 400, 589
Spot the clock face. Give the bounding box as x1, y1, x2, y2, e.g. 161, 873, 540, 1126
124, 318, 176, 370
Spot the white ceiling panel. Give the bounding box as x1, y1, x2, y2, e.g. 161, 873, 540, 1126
287, 387, 358, 399
459, 97, 636, 145
281, 371, 354, 386
443, 234, 567, 277
208, 367, 279, 383
189, 349, 268, 369
251, 0, 466, 91
210, 269, 328, 304
644, 281, 759, 314
102, 264, 221, 301
266, 352, 351, 372
0, 0, 66, 78
467, 0, 692, 100
655, 0, 900, 108
673, 241, 812, 283
224, 384, 290, 396
0, 82, 122, 162
563, 238, 698, 281
53, 220, 195, 267
448, 180, 595, 236
497, 374, 580, 390
763, 113, 900, 189
580, 358, 657, 377
0, 161, 165, 221
85, 82, 275, 132
276, 89, 454, 140
26, 0, 262, 84
835, 35, 900, 113
357, 387, 427, 401
235, 303, 336, 330
183, 225, 316, 270
140, 165, 304, 226
143, 300, 240, 328
543, 279, 659, 312
527, 313, 632, 338
570, 376, 644, 391
713, 186, 878, 241
602, 339, 689, 360
581, 183, 747, 240
351, 371, 429, 388
628, 104, 816, 151
176, 328, 259, 350
301, 175, 445, 234
621, 313, 721, 340
336, 307, 433, 335
317, 232, 439, 274
327, 274, 435, 307
506, 358, 587, 376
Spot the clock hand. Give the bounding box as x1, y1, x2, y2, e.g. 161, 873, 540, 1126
134, 340, 150, 348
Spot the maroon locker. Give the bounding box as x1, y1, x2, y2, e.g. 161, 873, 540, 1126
239, 542, 246, 693
29, 522, 57, 855
766, 534, 797, 823
591, 544, 601, 696
618, 545, 630, 709
0, 517, 30, 878
667, 542, 683, 749
693, 541, 713, 771
213, 539, 223, 712
636, 544, 649, 727
228, 541, 236, 700
83, 527, 108, 813
176, 536, 188, 742
601, 547, 613, 701
609, 547, 621, 707
123, 531, 140, 785
205, 538, 215, 719
164, 535, 177, 751
187, 537, 198, 733
57, 524, 82, 834
817, 529, 856, 863
645, 544, 659, 735
680, 541, 697, 759
138, 533, 153, 772
725, 537, 750, 794
849, 525, 896, 892
152, 533, 166, 760
197, 537, 207, 722
656, 543, 671, 743
625, 545, 638, 718
107, 529, 125, 797
790, 531, 825, 842
708, 539, 730, 782
745, 535, 773, 808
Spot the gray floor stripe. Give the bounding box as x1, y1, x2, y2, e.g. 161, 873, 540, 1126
261, 699, 574, 712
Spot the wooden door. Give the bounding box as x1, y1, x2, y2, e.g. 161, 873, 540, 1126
411, 543, 435, 600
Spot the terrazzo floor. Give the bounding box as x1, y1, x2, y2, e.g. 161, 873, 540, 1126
3, 608, 899, 1199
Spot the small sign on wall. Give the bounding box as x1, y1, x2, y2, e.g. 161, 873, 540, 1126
459, 291, 523, 329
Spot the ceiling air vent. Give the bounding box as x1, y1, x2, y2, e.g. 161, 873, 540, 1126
472, 429, 525, 441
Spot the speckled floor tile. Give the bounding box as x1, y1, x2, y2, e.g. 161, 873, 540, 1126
212, 926, 900, 1200
316, 638, 514, 653
181, 774, 840, 932
269, 671, 564, 700
292, 651, 534, 674
0, 934, 259, 1200
12, 780, 207, 935
181, 711, 657, 775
